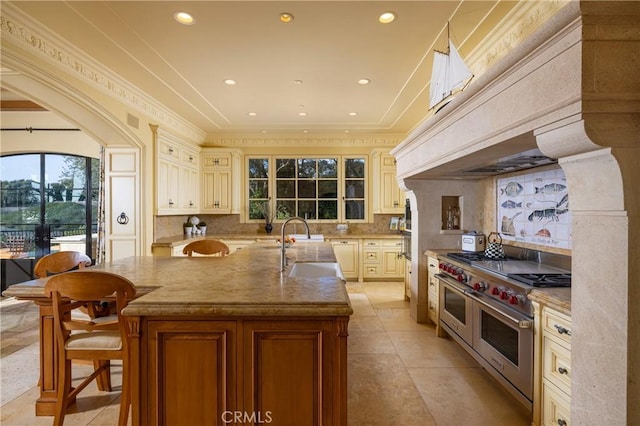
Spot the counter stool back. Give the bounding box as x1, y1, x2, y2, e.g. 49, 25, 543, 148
182, 239, 230, 257
45, 270, 136, 426
34, 251, 92, 278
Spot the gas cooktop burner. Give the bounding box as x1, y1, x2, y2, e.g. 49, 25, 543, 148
508, 273, 572, 287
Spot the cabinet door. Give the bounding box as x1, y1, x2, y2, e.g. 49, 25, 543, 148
381, 240, 403, 278
243, 319, 339, 426
157, 158, 180, 212
180, 166, 199, 211
381, 170, 404, 213
144, 320, 237, 425
330, 240, 359, 280
202, 170, 232, 213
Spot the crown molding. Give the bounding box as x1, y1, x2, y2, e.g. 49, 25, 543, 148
203, 135, 403, 148
0, 3, 206, 144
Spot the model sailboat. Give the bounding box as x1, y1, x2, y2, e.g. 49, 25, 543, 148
429, 25, 474, 111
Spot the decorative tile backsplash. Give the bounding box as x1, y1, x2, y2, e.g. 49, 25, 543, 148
497, 168, 571, 249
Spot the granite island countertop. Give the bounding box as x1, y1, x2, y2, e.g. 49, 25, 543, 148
3, 241, 353, 318
153, 232, 404, 248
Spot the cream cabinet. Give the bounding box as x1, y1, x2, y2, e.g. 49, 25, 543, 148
533, 302, 572, 426
372, 150, 404, 214
200, 150, 240, 214
362, 239, 403, 280
381, 240, 403, 278
362, 240, 381, 278
427, 254, 446, 336
329, 239, 359, 281
155, 129, 200, 215
404, 258, 411, 301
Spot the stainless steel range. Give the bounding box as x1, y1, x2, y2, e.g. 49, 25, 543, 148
436, 250, 571, 411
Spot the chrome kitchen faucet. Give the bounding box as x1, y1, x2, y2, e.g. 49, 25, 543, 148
280, 217, 310, 271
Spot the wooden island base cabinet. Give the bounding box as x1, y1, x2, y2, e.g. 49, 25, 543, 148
131, 316, 349, 425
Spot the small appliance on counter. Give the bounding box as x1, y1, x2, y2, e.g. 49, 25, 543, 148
461, 231, 485, 252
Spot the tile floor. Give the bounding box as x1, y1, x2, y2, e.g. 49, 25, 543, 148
1, 281, 531, 425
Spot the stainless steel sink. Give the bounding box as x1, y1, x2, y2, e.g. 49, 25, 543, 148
288, 262, 345, 280
287, 234, 324, 242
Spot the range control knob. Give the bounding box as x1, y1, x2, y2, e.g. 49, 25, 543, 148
500, 290, 509, 300
509, 295, 519, 305
473, 282, 487, 291
491, 287, 500, 296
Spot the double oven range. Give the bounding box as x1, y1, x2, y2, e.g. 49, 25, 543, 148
436, 250, 571, 410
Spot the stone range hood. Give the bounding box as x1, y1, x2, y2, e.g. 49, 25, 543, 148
392, 2, 639, 425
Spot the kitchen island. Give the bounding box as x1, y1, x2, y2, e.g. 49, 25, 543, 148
3, 241, 353, 425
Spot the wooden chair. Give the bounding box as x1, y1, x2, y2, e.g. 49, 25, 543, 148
35, 251, 113, 320
34, 251, 92, 278
182, 239, 230, 257
45, 270, 136, 426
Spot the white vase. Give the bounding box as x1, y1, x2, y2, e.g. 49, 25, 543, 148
184, 227, 192, 236
199, 226, 207, 235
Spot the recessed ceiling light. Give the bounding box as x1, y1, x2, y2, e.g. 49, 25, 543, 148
303, 130, 308, 133
261, 130, 268, 134
348, 112, 358, 116
293, 80, 303, 85
298, 112, 307, 117
174, 12, 195, 25
224, 79, 237, 86
248, 112, 257, 116
280, 12, 294, 23
378, 11, 397, 24
345, 130, 350, 133
358, 78, 371, 85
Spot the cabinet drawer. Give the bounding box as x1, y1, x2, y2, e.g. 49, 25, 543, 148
363, 240, 381, 248
542, 308, 572, 346
542, 382, 571, 426
363, 265, 379, 277
364, 250, 380, 262
427, 256, 439, 276
543, 337, 571, 395
428, 277, 438, 293
428, 298, 438, 323
382, 240, 402, 249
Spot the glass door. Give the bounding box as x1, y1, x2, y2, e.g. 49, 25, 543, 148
0, 153, 98, 288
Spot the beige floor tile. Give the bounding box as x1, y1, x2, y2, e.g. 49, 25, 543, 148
376, 307, 432, 331
348, 293, 377, 317
388, 330, 479, 369
348, 329, 397, 355
349, 354, 437, 426
408, 366, 531, 426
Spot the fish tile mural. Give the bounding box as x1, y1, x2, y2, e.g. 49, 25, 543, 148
497, 168, 571, 249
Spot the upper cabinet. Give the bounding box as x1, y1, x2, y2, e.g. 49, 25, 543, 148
155, 128, 200, 216
372, 150, 404, 214
201, 149, 241, 214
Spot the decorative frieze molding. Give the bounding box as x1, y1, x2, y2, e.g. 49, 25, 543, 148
466, 0, 571, 79
0, 4, 206, 144
204, 136, 402, 148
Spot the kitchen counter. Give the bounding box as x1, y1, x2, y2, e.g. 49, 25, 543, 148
153, 232, 403, 248
4, 241, 353, 317
528, 287, 571, 316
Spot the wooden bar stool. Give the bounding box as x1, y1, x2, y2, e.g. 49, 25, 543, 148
45, 270, 136, 426
182, 239, 230, 256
